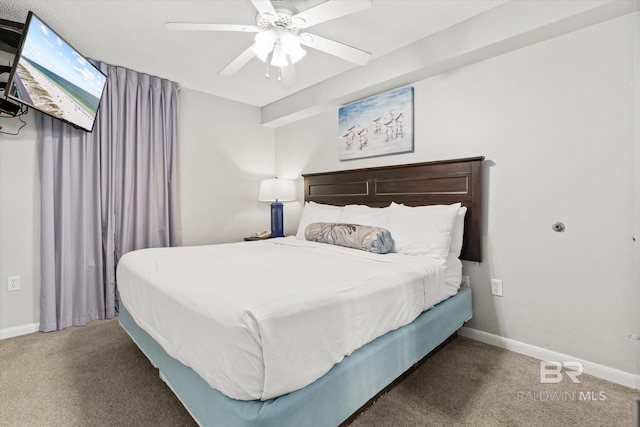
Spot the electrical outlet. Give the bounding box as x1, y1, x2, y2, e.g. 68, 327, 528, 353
7, 276, 20, 292
461, 275, 470, 287
491, 279, 503, 297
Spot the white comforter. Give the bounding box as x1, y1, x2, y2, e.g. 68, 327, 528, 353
117, 237, 447, 400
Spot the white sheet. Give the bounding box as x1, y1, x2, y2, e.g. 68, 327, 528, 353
117, 237, 448, 400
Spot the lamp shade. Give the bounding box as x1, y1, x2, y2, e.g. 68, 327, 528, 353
258, 178, 296, 202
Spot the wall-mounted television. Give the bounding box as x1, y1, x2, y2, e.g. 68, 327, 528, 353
6, 11, 107, 132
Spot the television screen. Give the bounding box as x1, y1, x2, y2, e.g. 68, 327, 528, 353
6, 12, 106, 132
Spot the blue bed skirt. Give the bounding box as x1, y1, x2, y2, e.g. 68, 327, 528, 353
119, 287, 472, 427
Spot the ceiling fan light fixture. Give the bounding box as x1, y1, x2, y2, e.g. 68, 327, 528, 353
270, 42, 289, 67
280, 31, 306, 64
287, 45, 306, 64
252, 44, 271, 62
280, 31, 299, 48
252, 30, 276, 61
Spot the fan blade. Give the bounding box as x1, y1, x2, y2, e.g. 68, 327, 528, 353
218, 45, 257, 76
280, 65, 296, 88
251, 0, 277, 21
293, 0, 372, 28
166, 23, 259, 32
299, 33, 371, 66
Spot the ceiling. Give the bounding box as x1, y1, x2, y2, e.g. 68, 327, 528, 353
0, 0, 507, 107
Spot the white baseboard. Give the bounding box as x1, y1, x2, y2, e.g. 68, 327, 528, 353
459, 326, 640, 391
0, 323, 40, 340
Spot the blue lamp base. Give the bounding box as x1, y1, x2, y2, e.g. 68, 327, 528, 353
270, 202, 284, 238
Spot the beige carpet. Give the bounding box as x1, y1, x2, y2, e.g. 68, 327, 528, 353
1, 318, 638, 426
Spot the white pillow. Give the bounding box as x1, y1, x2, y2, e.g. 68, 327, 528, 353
444, 253, 463, 287
296, 202, 343, 239
449, 206, 467, 258
387, 202, 461, 259
339, 204, 389, 228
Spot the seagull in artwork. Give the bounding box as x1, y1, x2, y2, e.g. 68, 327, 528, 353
358, 127, 369, 149
394, 112, 404, 136
342, 130, 355, 149
372, 117, 383, 133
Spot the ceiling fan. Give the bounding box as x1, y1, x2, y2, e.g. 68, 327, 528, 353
166, 0, 373, 86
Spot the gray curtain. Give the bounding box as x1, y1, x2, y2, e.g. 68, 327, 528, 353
40, 62, 181, 332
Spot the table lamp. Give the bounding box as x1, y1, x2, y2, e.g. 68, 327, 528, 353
258, 178, 296, 238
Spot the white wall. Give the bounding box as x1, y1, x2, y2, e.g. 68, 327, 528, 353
0, 110, 40, 335
275, 14, 638, 374
179, 88, 275, 246
0, 88, 274, 334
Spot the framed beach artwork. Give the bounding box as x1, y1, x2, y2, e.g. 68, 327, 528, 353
338, 86, 414, 161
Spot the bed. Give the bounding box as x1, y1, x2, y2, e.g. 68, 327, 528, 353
118, 156, 484, 426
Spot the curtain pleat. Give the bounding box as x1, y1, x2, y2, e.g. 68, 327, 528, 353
39, 62, 181, 332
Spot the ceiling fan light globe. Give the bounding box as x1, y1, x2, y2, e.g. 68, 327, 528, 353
251, 44, 270, 62
280, 31, 300, 48
253, 31, 276, 62
255, 30, 276, 46
271, 43, 289, 67
288, 46, 306, 64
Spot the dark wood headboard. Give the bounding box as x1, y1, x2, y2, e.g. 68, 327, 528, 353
302, 156, 484, 262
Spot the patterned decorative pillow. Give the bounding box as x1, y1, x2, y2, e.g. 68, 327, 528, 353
304, 222, 394, 254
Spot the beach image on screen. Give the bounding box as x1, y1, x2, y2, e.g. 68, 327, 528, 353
10, 14, 106, 131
